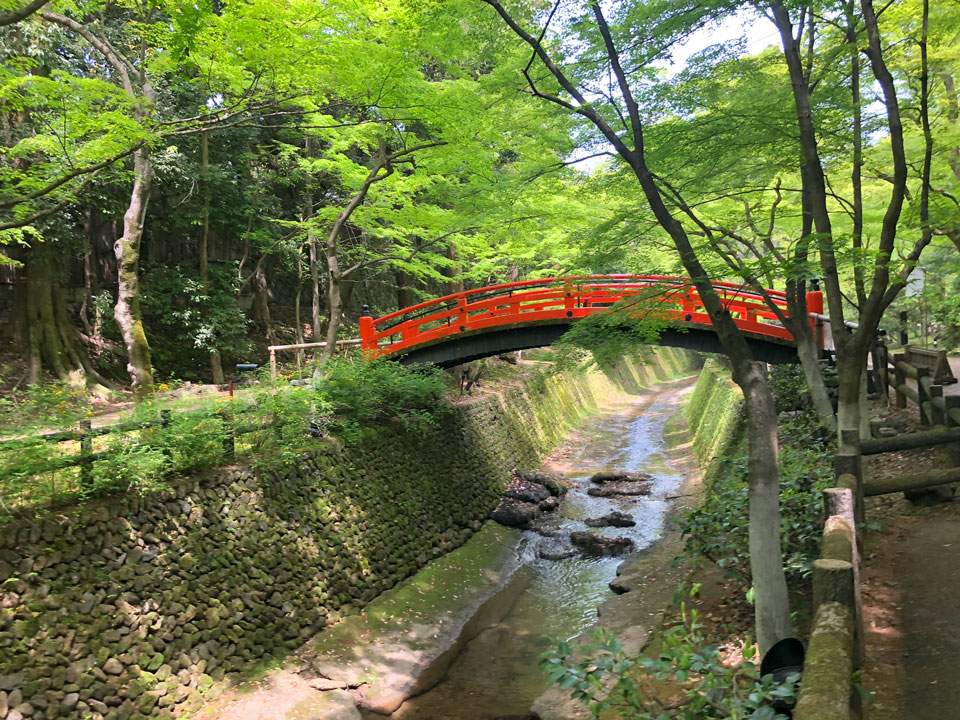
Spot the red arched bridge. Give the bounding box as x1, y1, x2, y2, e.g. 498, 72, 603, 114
358, 275, 828, 368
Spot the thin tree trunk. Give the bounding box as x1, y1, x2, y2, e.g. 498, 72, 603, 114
396, 268, 417, 309
250, 261, 275, 342
796, 320, 835, 424
304, 137, 323, 341
113, 146, 154, 400
295, 245, 305, 347
200, 130, 225, 385
942, 74, 960, 181
848, 3, 866, 310
443, 244, 464, 294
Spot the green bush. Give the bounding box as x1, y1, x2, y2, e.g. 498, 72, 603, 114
90, 436, 171, 496
542, 605, 797, 719
681, 414, 833, 585
311, 357, 451, 440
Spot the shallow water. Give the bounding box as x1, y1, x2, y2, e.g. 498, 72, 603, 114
383, 378, 692, 720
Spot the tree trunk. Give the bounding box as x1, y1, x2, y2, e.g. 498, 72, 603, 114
304, 137, 323, 341
113, 146, 154, 400
324, 267, 343, 358
396, 268, 417, 309
200, 130, 225, 385
22, 250, 111, 394
796, 327, 835, 425
250, 261, 275, 342
836, 353, 864, 446
309, 238, 322, 340
443, 244, 464, 294
742, 362, 795, 651
295, 246, 305, 347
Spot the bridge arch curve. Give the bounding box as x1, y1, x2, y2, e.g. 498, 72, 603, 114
359, 276, 823, 368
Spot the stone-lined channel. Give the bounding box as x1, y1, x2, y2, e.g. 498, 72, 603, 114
379, 377, 695, 719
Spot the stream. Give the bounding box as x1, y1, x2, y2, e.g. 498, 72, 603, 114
381, 376, 695, 720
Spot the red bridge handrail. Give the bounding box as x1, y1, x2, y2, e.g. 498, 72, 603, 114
359, 275, 823, 359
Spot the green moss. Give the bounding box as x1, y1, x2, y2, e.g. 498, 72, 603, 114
684, 360, 743, 475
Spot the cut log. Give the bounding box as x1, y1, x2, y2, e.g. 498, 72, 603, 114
812, 558, 855, 612
793, 602, 855, 720
864, 466, 960, 496
861, 425, 960, 455
820, 516, 853, 564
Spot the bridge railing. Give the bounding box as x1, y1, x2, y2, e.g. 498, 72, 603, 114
360, 275, 815, 359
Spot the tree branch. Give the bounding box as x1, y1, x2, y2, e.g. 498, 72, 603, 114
0, 0, 48, 26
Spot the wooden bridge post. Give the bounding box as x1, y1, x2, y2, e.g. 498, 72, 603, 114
894, 353, 906, 409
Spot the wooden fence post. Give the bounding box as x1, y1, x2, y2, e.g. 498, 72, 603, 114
946, 396, 960, 468
917, 367, 931, 426
930, 384, 945, 426
79, 420, 92, 490
874, 341, 889, 404
894, 353, 906, 409
160, 410, 173, 463
219, 408, 235, 459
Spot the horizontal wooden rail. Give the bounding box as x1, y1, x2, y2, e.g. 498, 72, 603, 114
0, 402, 281, 477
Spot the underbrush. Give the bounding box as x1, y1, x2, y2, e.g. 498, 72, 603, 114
543, 601, 797, 720
681, 412, 834, 588
0, 358, 451, 517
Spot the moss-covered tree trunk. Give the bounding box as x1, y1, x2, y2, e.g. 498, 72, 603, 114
113, 146, 155, 400
20, 249, 111, 393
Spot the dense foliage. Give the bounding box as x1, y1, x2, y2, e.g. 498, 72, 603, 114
682, 408, 834, 586
0, 356, 453, 516
542, 606, 798, 719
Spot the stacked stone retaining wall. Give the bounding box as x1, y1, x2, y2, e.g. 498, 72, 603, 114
0, 348, 698, 720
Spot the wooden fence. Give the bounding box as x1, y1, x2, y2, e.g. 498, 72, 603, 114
0, 402, 287, 513
793, 480, 863, 720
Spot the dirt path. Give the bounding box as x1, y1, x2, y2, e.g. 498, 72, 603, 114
861, 497, 960, 717
860, 407, 960, 718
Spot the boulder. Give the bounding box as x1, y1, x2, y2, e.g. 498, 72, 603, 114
538, 496, 559, 512
514, 469, 564, 496
503, 480, 551, 505
490, 499, 540, 528
587, 482, 651, 498
584, 511, 636, 528
570, 531, 634, 557
904, 485, 955, 506
537, 541, 576, 561
589, 470, 652, 485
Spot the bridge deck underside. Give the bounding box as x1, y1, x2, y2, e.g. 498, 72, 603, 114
388, 320, 799, 368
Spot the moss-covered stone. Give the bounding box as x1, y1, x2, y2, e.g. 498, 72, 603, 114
0, 349, 698, 720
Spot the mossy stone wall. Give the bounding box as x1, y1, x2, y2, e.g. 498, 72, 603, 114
0, 348, 697, 720
684, 358, 743, 474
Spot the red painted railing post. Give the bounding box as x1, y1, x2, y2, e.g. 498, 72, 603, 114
457, 296, 467, 330
359, 305, 377, 352
564, 278, 575, 315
